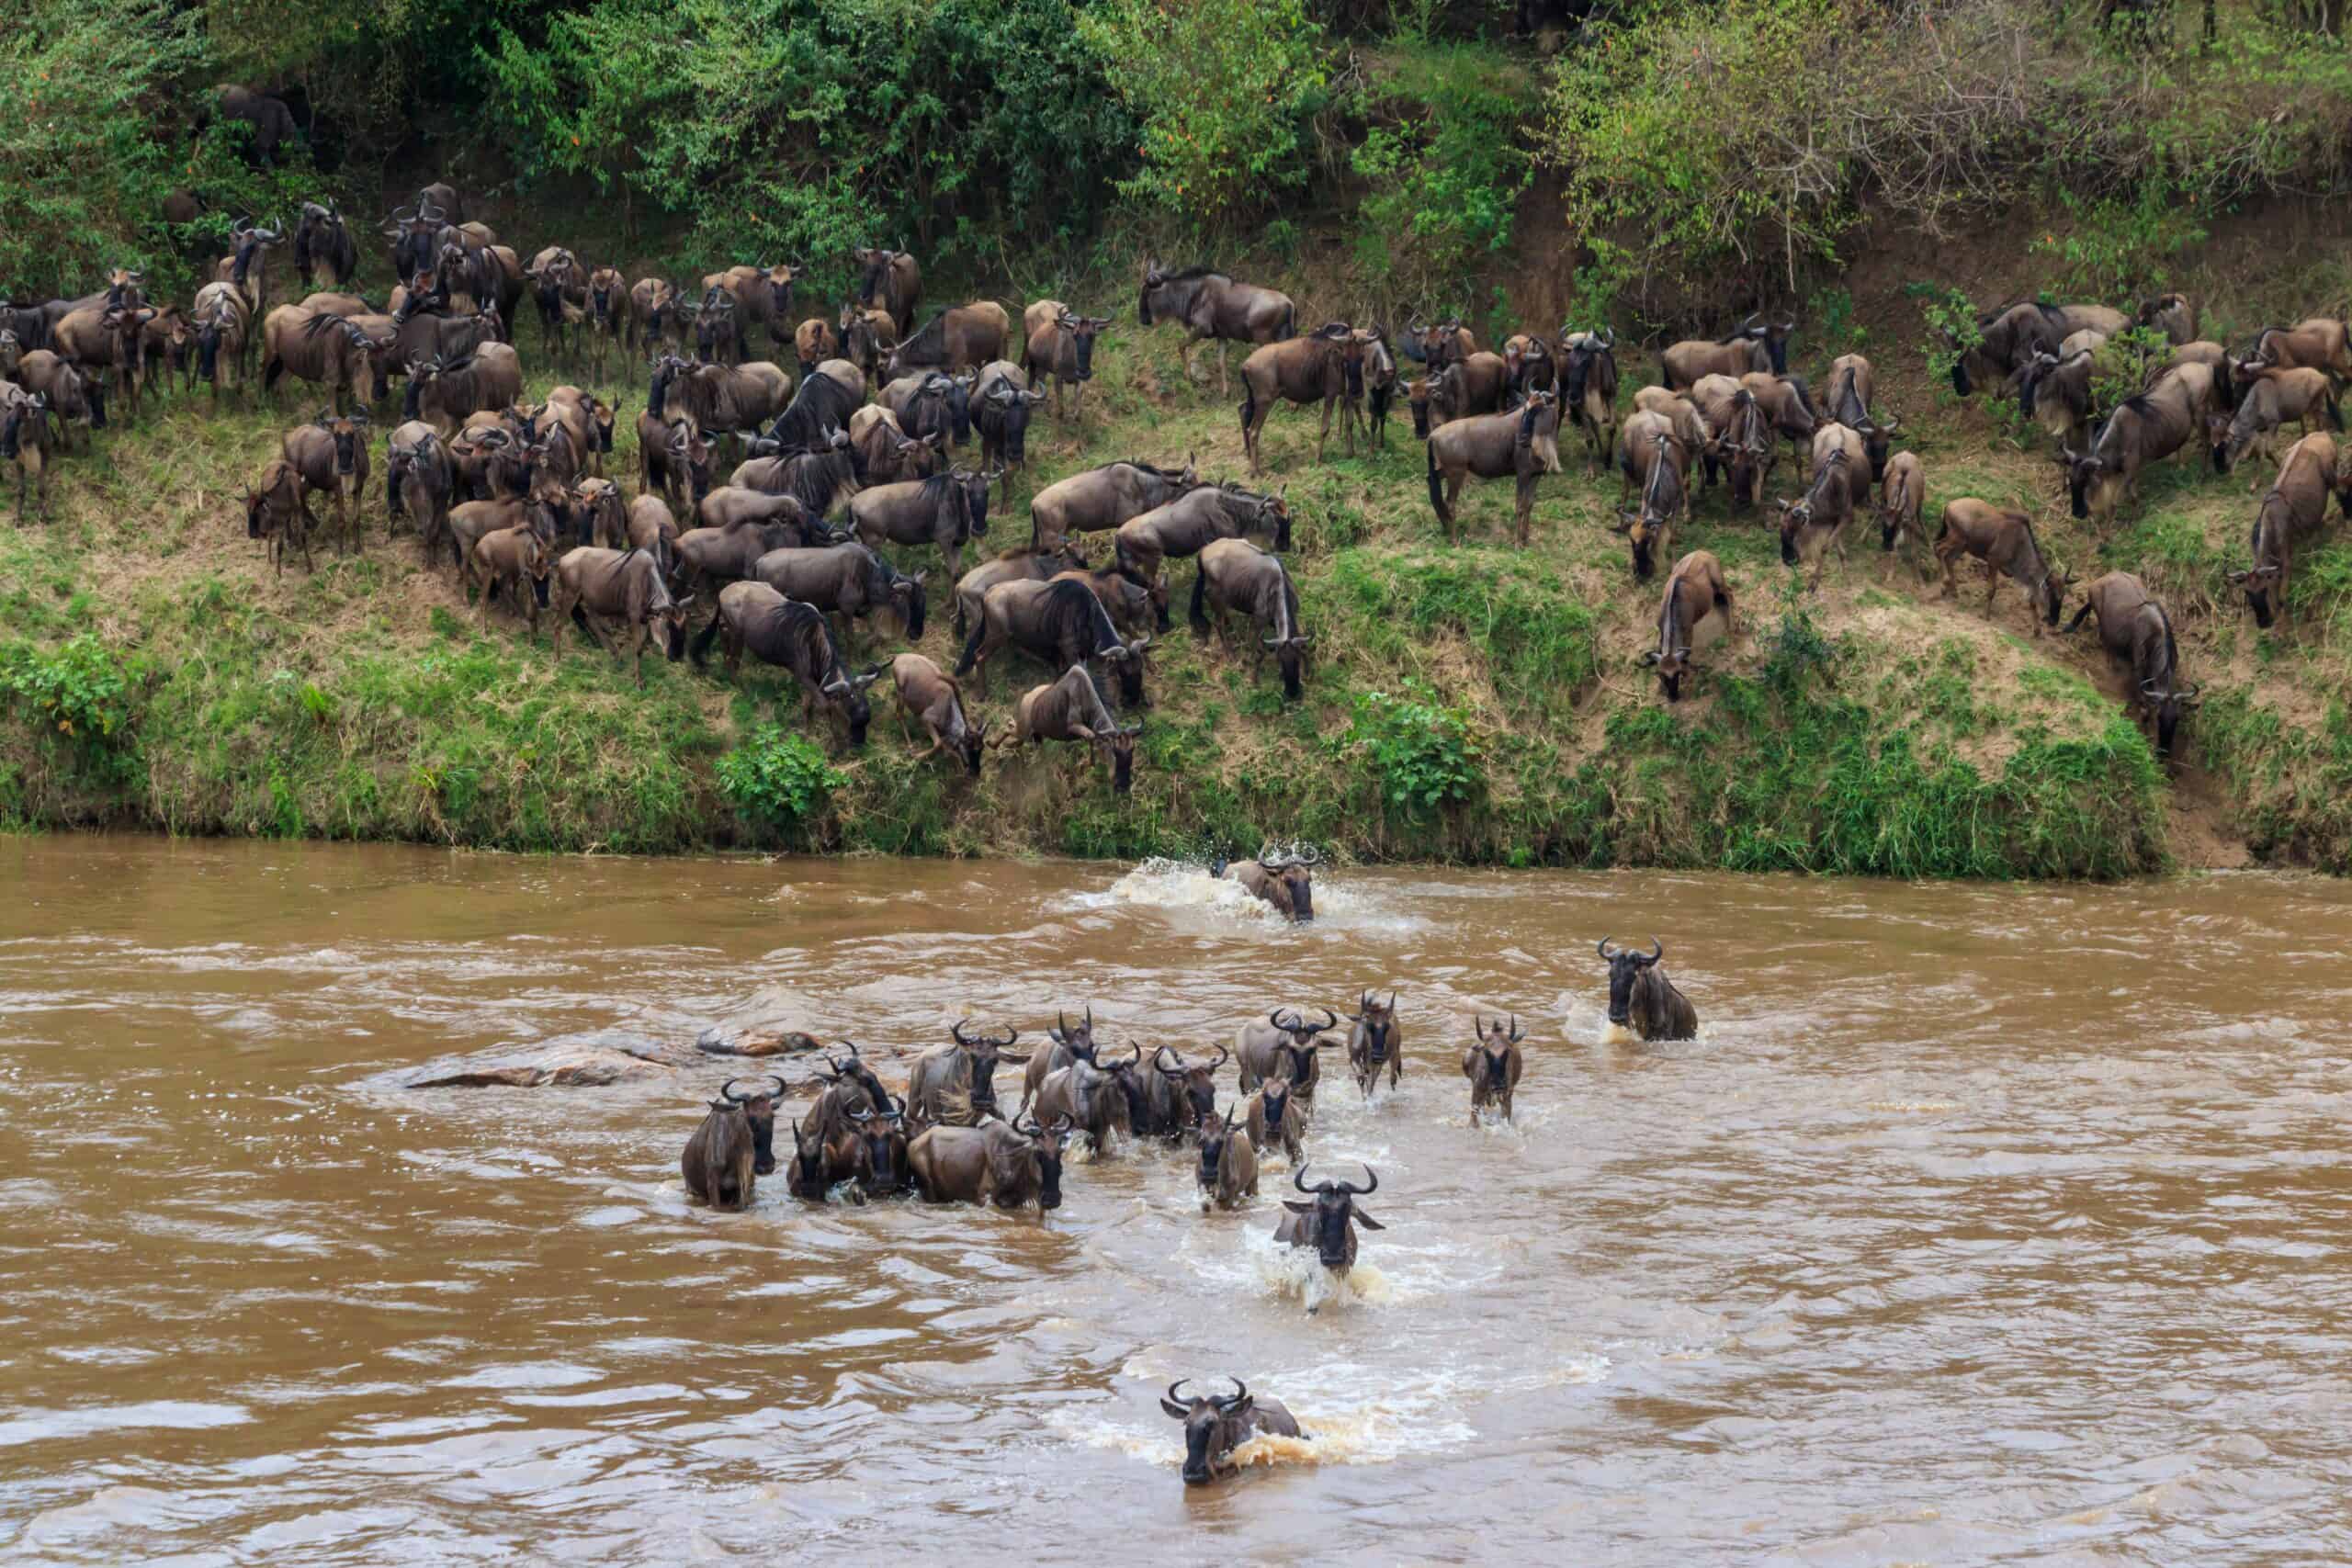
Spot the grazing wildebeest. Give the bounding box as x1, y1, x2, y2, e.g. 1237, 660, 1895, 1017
0, 389, 54, 520
1425, 391, 1562, 546
1234, 1006, 1333, 1101
1934, 500, 2070, 635
1948, 300, 2128, 397
886, 303, 1011, 380
1115, 482, 1288, 631
1463, 1015, 1524, 1126
694, 581, 879, 743
1777, 436, 1869, 587
1029, 456, 1197, 551
1245, 1057, 1308, 1166
2018, 347, 2098, 454
1192, 538, 1311, 701
283, 410, 373, 555
1612, 407, 1690, 581
293, 201, 356, 290
1161, 1380, 1301, 1486
753, 538, 924, 651
908, 1114, 1070, 1210
243, 457, 316, 576
1238, 323, 1372, 475
1052, 563, 1154, 637
1824, 354, 1899, 479
852, 246, 922, 335
1021, 301, 1112, 418
1216, 858, 1317, 925
2212, 366, 2342, 485
2243, 317, 2352, 385
1275, 1164, 1383, 1278
853, 466, 998, 580
1407, 351, 1510, 437
404, 345, 525, 434
628, 277, 681, 360
1004, 664, 1140, 793
1642, 549, 1733, 703
262, 309, 390, 414
905, 1021, 1027, 1127
1598, 937, 1698, 1040
1193, 1109, 1258, 1211
1345, 991, 1401, 1100
1136, 258, 1296, 396
952, 542, 1091, 641
385, 422, 455, 558
2063, 361, 2216, 528
11, 352, 104, 451
1660, 312, 1792, 390
956, 576, 1139, 703
1877, 449, 1928, 575
1558, 327, 1620, 467
2065, 571, 2198, 759
1145, 1043, 1227, 1142
888, 652, 988, 773
551, 547, 694, 684
2229, 431, 2347, 631
972, 361, 1047, 498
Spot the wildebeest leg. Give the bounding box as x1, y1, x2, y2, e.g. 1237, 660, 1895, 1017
1317, 395, 1331, 464
1445, 476, 1466, 546
625, 621, 650, 685
1218, 342, 1230, 399
1983, 563, 2001, 621
1514, 473, 1536, 547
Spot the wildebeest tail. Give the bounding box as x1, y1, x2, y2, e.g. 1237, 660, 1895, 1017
1238, 382, 1255, 434
954, 615, 985, 676
1278, 302, 1295, 343
690, 602, 725, 666
1426, 439, 1450, 522
1188, 557, 1210, 631
2330, 390, 2346, 433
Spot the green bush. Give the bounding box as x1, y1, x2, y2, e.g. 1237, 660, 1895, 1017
716, 725, 845, 837
1350, 42, 1534, 293
1335, 683, 1483, 818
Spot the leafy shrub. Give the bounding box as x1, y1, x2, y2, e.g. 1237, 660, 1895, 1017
1350, 42, 1534, 293
716, 725, 845, 836
1335, 683, 1483, 818
0, 635, 145, 791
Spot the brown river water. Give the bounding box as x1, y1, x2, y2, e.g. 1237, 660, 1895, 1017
3, 836, 2350, 1564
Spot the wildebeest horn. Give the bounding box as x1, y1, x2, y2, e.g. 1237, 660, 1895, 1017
1597, 936, 1615, 957
1334, 1164, 1377, 1196
1208, 1044, 1229, 1072
1154, 1045, 1183, 1077
1648, 937, 1664, 960
232, 216, 254, 236
847, 1106, 874, 1123
1313, 1008, 1338, 1033
1270, 1008, 1297, 1030
1294, 1164, 1322, 1193
1741, 310, 1760, 332
1218, 1379, 1248, 1409
1597, 326, 1614, 350
951, 1018, 975, 1045
1167, 1379, 1193, 1408
1507, 1014, 1524, 1043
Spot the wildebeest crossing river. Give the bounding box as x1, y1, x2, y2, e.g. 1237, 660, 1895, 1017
3, 837, 2350, 1562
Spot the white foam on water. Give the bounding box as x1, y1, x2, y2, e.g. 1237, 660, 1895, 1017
1069, 858, 1426, 936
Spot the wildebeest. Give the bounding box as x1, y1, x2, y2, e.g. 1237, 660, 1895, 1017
886, 303, 1011, 379
908, 1114, 1070, 1210
2243, 316, 2352, 384
10, 352, 104, 451
730, 429, 859, 521
694, 581, 879, 744
1030, 456, 1197, 551
1407, 351, 1510, 437
795, 315, 842, 380
1115, 482, 1288, 632
1462, 1014, 1524, 1125
2063, 360, 2216, 527
1004, 664, 1140, 793
1425, 391, 1562, 546
1361, 329, 1399, 448
214, 217, 285, 319
1777, 436, 1868, 587
2140, 292, 2197, 345
838, 302, 899, 384
525, 246, 589, 365
1344, 991, 1401, 1100
1402, 317, 1478, 372
52, 304, 152, 423
2064, 571, 2197, 759
283, 411, 372, 555
1948, 300, 2129, 396
1144, 1043, 1227, 1141
852, 246, 922, 335
1501, 331, 1556, 403
673, 503, 823, 602
1245, 1059, 1307, 1165
1160, 1380, 1301, 1486
385, 422, 455, 558
956, 576, 1139, 703
404, 345, 525, 434
1216, 858, 1316, 924
847, 403, 944, 487
1558, 327, 1621, 467
1021, 301, 1111, 418
0, 389, 53, 520
628, 277, 681, 360
671, 358, 794, 436
186, 283, 253, 402
1612, 407, 1690, 580
1192, 538, 1311, 700
551, 547, 694, 684
1028, 1042, 1142, 1156
1660, 312, 1792, 389
1597, 937, 1698, 1040
681, 1076, 782, 1210
1682, 377, 1766, 506
578, 268, 626, 382
2212, 366, 2342, 485
644, 419, 715, 516
877, 370, 973, 455
754, 538, 925, 651
1234, 1010, 1332, 1120
2230, 431, 2347, 631
972, 361, 1047, 497
1136, 258, 1296, 396
1238, 323, 1372, 474
262, 309, 390, 414
1052, 563, 1154, 637
888, 652, 988, 773
1823, 354, 1899, 479
1017, 1008, 1102, 1113
209, 85, 299, 165
1193, 1108, 1258, 1211
243, 457, 316, 576
2018, 347, 2098, 454
1877, 449, 1928, 574
904, 1021, 1027, 1127
1933, 500, 2071, 635
1642, 549, 1733, 703
1274, 1164, 1383, 1277
853, 466, 999, 580
292, 201, 356, 290
952, 542, 1090, 641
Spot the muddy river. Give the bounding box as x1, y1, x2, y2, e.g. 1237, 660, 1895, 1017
2, 837, 2348, 1562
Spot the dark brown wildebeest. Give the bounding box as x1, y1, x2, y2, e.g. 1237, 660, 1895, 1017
852, 247, 922, 335
1030, 456, 1197, 551
697, 262, 801, 353
888, 652, 988, 774
1, 388, 54, 520
1948, 300, 2127, 397
627, 277, 681, 361
1660, 312, 1792, 390
1234, 1006, 1334, 1099
1407, 351, 1510, 438
187, 282, 252, 402
853, 466, 998, 580
2064, 361, 2216, 528
1359, 328, 1399, 448
1345, 990, 1401, 1100
1598, 937, 1698, 1040
385, 421, 454, 558
682, 1076, 781, 1209
2064, 571, 2198, 759
1611, 408, 1690, 581
243, 457, 316, 576
1642, 550, 1732, 703
283, 410, 373, 555
794, 315, 842, 380
404, 344, 524, 434
1051, 564, 1154, 637
1777, 433, 1869, 587
1193, 1109, 1258, 1212
847, 402, 944, 487
292, 201, 356, 291
1824, 355, 1899, 480
674, 507, 823, 604
695, 581, 879, 743
2243, 317, 2352, 384
1239, 323, 1372, 475
1403, 317, 1478, 373
1557, 327, 1620, 467
214, 217, 285, 319
1115, 483, 1289, 632
1027, 1042, 1143, 1156
580, 267, 626, 382
839, 302, 899, 384
671, 358, 794, 437
1245, 1051, 1310, 1165
1501, 332, 1556, 403
1136, 258, 1296, 396
262, 309, 390, 414
1218, 858, 1317, 926
1275, 1164, 1383, 1278
646, 419, 716, 517
210, 85, 299, 166
877, 369, 973, 455
729, 430, 859, 521
887, 303, 1011, 379
1933, 500, 2071, 636
2229, 431, 2347, 631
2018, 346, 2098, 454
957, 576, 1142, 705
1021, 300, 1112, 419
973, 361, 1047, 498
1877, 449, 1928, 575
906, 1020, 1027, 1127
907, 1114, 1069, 1210
544, 385, 615, 480
1425, 391, 1562, 547
52, 304, 152, 423
2211, 366, 2342, 485
473, 524, 552, 635
524, 246, 588, 366
754, 538, 924, 650
11, 352, 105, 451
1003, 663, 1140, 794
952, 542, 1091, 641
1462, 1015, 1525, 1126
2140, 292, 2197, 345
1144, 1043, 1227, 1142
1192, 538, 1311, 701
551, 546, 695, 685
1161, 1380, 1301, 1486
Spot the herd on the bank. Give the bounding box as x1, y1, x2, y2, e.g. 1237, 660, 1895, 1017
5, 189, 2340, 773
677, 933, 1698, 1481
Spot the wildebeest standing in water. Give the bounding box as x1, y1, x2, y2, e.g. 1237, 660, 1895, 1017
1275, 1164, 1383, 1279
1136, 257, 1296, 397
1345, 990, 1402, 1099
907, 1114, 1071, 1210
904, 1021, 1028, 1127
1215, 855, 1315, 922
1462, 1014, 1524, 1125
1245, 1058, 1306, 1165
1234, 1007, 1336, 1098
2064, 571, 2198, 760
1194, 1106, 1257, 1210
1161, 1380, 1305, 1487
683, 1076, 782, 1210
1597, 937, 1699, 1040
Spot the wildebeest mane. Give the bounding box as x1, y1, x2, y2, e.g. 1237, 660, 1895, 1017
765, 370, 859, 453
897, 310, 953, 361
1157, 266, 1227, 285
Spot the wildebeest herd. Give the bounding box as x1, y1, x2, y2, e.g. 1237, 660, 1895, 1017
682, 934, 1700, 1484
3, 189, 2331, 777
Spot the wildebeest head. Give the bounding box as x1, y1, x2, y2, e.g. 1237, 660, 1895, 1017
1256, 1064, 1296, 1142
1469, 1013, 1522, 1093
786, 1112, 829, 1195
1049, 1004, 1099, 1061
1406, 378, 1434, 439
1598, 936, 1665, 1026
763, 260, 802, 322
1162, 1379, 1260, 1486
820, 661, 883, 746
1349, 990, 1397, 1066
846, 1096, 907, 1191
1267, 860, 1314, 922
1056, 308, 1110, 380
949, 1019, 1027, 1113
667, 420, 715, 502
2059, 439, 2112, 522
890, 564, 929, 642
1195, 1102, 1239, 1192
722, 1075, 785, 1176
1283, 1163, 1382, 1271
1013, 1113, 1072, 1209
691, 296, 735, 360
227, 216, 283, 284
1098, 721, 1140, 795
1759, 313, 1795, 374
1136, 254, 1167, 325
982, 378, 1046, 462
2144, 674, 2197, 761
316, 408, 368, 476
1559, 326, 1615, 407
1776, 450, 1849, 566
1113, 635, 1151, 708
853, 246, 901, 308
1159, 1043, 1227, 1131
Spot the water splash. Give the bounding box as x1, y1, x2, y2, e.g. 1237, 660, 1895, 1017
1069, 858, 1424, 935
